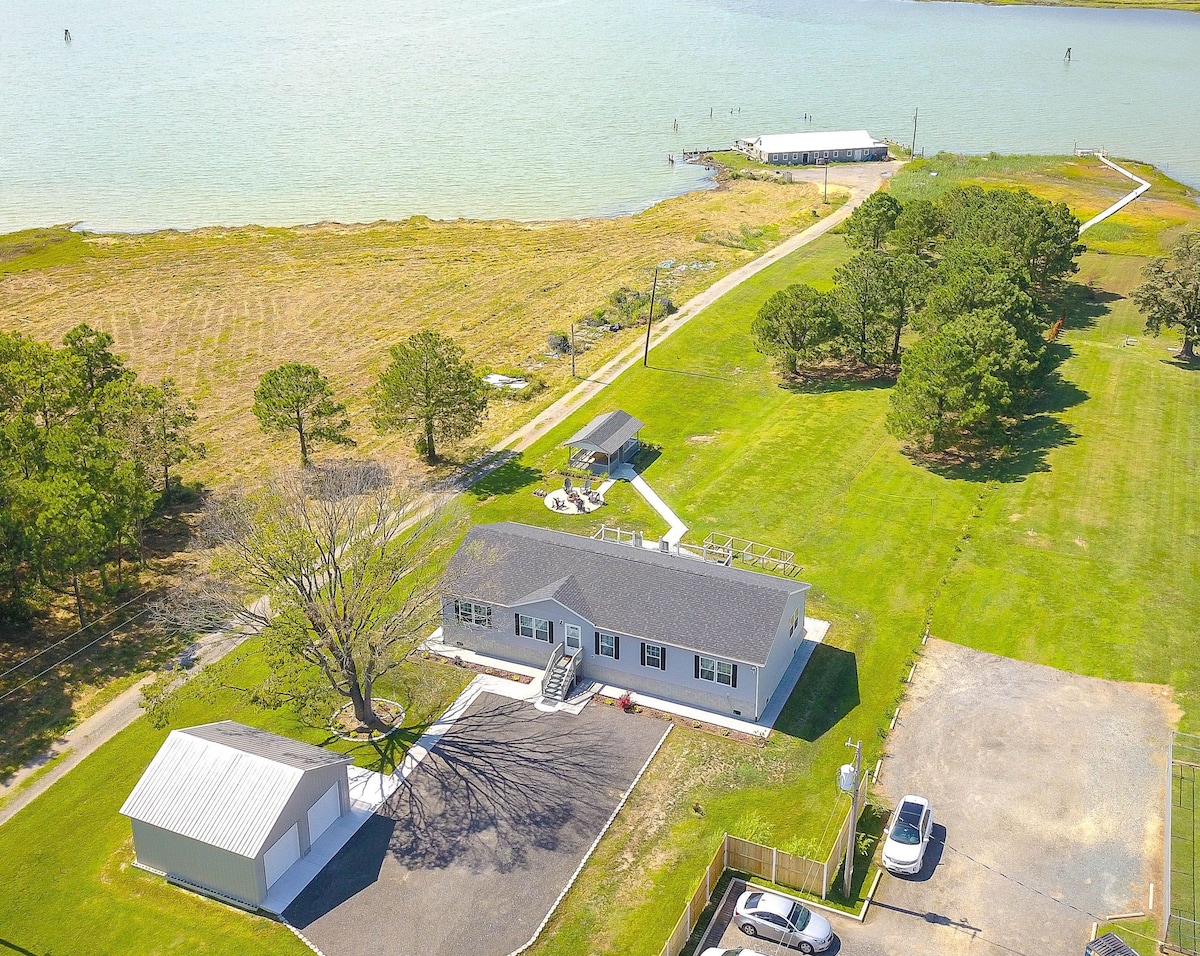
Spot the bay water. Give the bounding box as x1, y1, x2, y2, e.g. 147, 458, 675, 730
2, 0, 1199, 232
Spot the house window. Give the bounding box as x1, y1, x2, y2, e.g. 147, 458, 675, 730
769, 153, 778, 162
596, 631, 619, 659
695, 655, 737, 687
455, 600, 493, 627
641, 643, 666, 670
789, 608, 801, 637
517, 614, 551, 643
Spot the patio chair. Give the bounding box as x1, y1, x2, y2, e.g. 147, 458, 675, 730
583, 478, 592, 494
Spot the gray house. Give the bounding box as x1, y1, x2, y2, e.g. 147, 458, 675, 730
442, 522, 810, 721
120, 721, 352, 909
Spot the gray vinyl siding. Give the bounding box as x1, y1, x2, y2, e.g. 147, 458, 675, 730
442, 597, 570, 670
443, 596, 766, 718
131, 820, 263, 905
582, 634, 758, 718
755, 588, 810, 717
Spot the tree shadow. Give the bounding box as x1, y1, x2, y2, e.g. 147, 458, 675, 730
462, 453, 543, 499
906, 352, 1088, 485
773, 644, 860, 742
285, 694, 667, 930
1058, 280, 1122, 333
1160, 355, 1200, 371
780, 365, 896, 395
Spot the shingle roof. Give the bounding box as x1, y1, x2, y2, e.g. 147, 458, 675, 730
120, 721, 350, 858
563, 410, 644, 456
447, 523, 808, 665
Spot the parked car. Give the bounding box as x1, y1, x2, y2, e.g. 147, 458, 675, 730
881, 794, 934, 875
733, 890, 834, 953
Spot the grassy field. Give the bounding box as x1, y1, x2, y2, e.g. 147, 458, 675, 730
0, 643, 472, 956
0, 179, 829, 484
2, 154, 1198, 955
891, 152, 1200, 256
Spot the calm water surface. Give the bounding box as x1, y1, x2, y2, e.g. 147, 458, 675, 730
2, 0, 1199, 232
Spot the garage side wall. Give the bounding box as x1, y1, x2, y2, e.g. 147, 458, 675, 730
131, 820, 261, 906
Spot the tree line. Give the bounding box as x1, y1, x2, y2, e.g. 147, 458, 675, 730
752, 186, 1084, 455
0, 325, 203, 626
0, 325, 491, 630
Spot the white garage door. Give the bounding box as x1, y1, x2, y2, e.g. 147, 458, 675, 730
307, 783, 341, 844
264, 823, 300, 889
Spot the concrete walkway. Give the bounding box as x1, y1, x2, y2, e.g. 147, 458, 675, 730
0, 163, 894, 830
610, 464, 688, 545
1079, 154, 1152, 233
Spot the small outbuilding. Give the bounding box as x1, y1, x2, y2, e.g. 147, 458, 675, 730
120, 721, 353, 909
736, 130, 890, 166
563, 409, 644, 476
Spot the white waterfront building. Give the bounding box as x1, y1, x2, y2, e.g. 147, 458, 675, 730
736, 130, 890, 166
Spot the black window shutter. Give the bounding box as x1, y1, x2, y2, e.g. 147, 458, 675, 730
731, 664, 738, 688
660, 647, 667, 671
514, 613, 520, 635
640, 643, 646, 666
694, 655, 700, 679
548, 621, 554, 642
613, 635, 620, 660
594, 631, 600, 654
452, 598, 459, 619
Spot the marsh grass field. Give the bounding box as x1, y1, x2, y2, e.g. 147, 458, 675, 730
2, 155, 1200, 956
0, 179, 831, 483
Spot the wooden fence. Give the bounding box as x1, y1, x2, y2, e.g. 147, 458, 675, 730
659, 778, 869, 956
661, 840, 726, 956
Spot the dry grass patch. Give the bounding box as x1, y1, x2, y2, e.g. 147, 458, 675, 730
0, 180, 825, 482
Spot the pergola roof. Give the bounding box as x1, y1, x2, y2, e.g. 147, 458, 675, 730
563, 410, 644, 456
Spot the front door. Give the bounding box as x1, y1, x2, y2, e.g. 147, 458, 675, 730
564, 623, 582, 654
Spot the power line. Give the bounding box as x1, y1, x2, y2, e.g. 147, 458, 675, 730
0, 588, 153, 681
0, 606, 153, 703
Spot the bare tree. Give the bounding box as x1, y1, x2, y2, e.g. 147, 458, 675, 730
154, 460, 463, 732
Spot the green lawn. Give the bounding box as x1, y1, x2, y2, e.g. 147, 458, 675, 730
0, 645, 472, 956
467, 232, 991, 954
463, 161, 1200, 953
3, 156, 1197, 956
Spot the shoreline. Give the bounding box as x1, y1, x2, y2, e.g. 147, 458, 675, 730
4, 150, 1197, 246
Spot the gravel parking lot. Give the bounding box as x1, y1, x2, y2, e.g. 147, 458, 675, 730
704, 640, 1175, 956
284, 692, 668, 956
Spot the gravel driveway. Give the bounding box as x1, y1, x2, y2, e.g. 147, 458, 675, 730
284, 692, 668, 956
705, 640, 1175, 955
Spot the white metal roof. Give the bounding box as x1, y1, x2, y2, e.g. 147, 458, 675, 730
748, 130, 884, 154
120, 721, 351, 858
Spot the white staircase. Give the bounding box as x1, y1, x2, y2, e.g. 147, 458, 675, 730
540, 648, 581, 703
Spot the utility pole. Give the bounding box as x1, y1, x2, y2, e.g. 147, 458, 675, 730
570, 322, 577, 378
838, 738, 863, 898
823, 160, 829, 204
911, 107, 919, 159
643, 266, 660, 367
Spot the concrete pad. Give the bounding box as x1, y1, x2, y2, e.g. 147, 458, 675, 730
283, 692, 669, 956
702, 640, 1176, 956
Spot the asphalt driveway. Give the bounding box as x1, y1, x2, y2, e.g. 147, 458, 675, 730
704, 640, 1175, 955
284, 691, 668, 956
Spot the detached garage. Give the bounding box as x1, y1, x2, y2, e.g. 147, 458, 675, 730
120, 720, 352, 909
